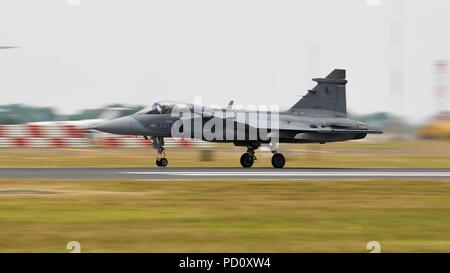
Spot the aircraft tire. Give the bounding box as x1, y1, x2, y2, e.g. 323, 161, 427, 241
156, 158, 168, 167
159, 158, 168, 167
240, 153, 254, 168
271, 153, 285, 168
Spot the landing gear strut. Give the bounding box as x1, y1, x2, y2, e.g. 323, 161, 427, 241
150, 136, 168, 167
240, 144, 259, 168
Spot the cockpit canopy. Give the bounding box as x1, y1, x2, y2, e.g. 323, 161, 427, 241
135, 101, 193, 115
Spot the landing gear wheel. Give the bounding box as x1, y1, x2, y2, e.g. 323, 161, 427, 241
151, 135, 168, 167
240, 153, 254, 168
271, 153, 285, 168
159, 158, 168, 167
156, 157, 168, 167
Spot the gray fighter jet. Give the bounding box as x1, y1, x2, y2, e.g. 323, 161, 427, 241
93, 69, 382, 168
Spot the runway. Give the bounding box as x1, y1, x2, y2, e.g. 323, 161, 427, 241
0, 167, 449, 180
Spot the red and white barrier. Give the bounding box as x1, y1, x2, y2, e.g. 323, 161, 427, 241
0, 124, 86, 138
0, 124, 212, 148
0, 137, 90, 148
93, 136, 211, 148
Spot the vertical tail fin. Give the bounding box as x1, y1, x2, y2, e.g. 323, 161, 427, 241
290, 69, 347, 117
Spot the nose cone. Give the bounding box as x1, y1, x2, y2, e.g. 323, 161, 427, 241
92, 116, 145, 135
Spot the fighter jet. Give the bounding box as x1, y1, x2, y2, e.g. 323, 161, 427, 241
93, 69, 382, 168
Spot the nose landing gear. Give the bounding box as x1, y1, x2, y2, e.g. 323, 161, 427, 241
150, 136, 168, 167
155, 152, 168, 167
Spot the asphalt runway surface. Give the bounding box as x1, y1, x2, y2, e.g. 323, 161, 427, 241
0, 167, 449, 180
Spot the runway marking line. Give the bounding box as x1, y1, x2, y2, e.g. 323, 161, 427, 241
119, 171, 450, 177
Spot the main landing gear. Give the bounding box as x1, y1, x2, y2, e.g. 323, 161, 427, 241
271, 152, 285, 168
150, 136, 168, 167
240, 148, 257, 168
239, 144, 286, 168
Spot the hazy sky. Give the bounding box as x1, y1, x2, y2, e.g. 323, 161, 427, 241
0, 0, 449, 122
